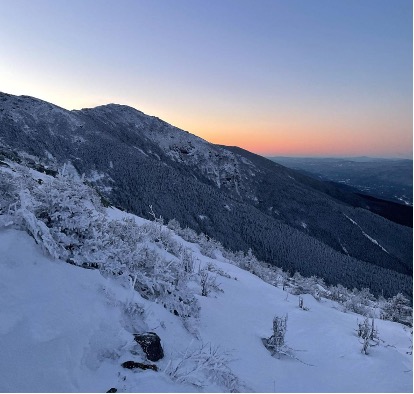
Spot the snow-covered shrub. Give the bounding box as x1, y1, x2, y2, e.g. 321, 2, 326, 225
16, 189, 61, 259
237, 248, 258, 272
264, 315, 288, 357
180, 248, 196, 275
380, 293, 412, 326
0, 172, 17, 214
327, 284, 350, 303
18, 169, 105, 265
206, 262, 232, 279
178, 226, 199, 243
167, 218, 181, 231
290, 273, 323, 300
142, 216, 182, 257
198, 233, 220, 259
165, 342, 243, 391
343, 288, 375, 316
6, 163, 200, 330
199, 269, 222, 297
357, 317, 379, 355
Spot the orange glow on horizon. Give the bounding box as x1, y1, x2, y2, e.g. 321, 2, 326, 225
164, 114, 413, 159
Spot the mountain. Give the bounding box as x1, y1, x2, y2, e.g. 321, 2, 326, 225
0, 92, 412, 297
268, 156, 413, 206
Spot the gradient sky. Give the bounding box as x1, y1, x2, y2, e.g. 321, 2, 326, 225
0, 0, 412, 158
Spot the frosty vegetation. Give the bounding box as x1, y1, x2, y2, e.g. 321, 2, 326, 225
164, 342, 243, 391
357, 317, 380, 355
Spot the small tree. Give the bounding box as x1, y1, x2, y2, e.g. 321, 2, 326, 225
357, 317, 379, 355
199, 269, 220, 297
381, 293, 412, 326
265, 315, 288, 357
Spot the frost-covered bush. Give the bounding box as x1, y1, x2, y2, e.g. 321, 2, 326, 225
142, 216, 182, 257
357, 317, 379, 355
6, 163, 200, 330
178, 226, 199, 243
198, 269, 222, 297
167, 218, 181, 231
343, 288, 375, 316
16, 169, 105, 264
264, 315, 288, 357
0, 172, 17, 214
327, 284, 350, 303
380, 293, 412, 326
290, 273, 323, 301
206, 262, 232, 279
180, 248, 196, 275
199, 237, 217, 259
165, 342, 243, 391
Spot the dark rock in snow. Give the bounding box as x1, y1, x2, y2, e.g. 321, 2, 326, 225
106, 388, 117, 393
134, 332, 164, 361
121, 361, 158, 371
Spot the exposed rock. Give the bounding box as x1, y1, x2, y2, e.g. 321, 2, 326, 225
106, 388, 117, 393
134, 332, 164, 361
121, 361, 158, 371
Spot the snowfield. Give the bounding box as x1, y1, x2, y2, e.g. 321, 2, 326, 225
0, 220, 412, 392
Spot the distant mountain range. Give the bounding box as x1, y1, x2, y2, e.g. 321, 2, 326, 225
269, 156, 413, 207
0, 92, 411, 297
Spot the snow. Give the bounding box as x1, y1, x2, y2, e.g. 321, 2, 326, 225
343, 213, 389, 253
133, 146, 149, 157
0, 229, 123, 392
0, 229, 197, 393
0, 206, 411, 392
197, 264, 412, 392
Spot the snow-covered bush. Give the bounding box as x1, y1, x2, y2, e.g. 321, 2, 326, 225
357, 317, 379, 355
199, 233, 218, 258
180, 248, 196, 275
0, 172, 17, 214
327, 284, 350, 303
343, 288, 375, 316
199, 269, 222, 297
165, 342, 243, 391
167, 218, 181, 231
142, 216, 182, 257
206, 262, 232, 279
290, 273, 323, 301
178, 226, 199, 243
380, 293, 412, 326
263, 315, 291, 359
6, 163, 201, 331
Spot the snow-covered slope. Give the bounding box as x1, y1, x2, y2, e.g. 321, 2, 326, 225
0, 215, 411, 392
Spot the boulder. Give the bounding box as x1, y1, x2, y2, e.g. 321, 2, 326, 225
133, 332, 164, 362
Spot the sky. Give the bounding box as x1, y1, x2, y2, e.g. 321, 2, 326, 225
0, 0, 412, 158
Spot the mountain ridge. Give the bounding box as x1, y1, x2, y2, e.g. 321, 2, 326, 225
0, 91, 411, 297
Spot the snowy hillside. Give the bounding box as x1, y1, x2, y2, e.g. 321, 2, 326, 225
0, 220, 412, 392
0, 161, 412, 392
